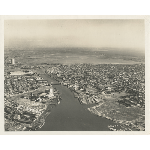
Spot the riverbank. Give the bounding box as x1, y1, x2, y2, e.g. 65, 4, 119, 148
39, 73, 145, 131
37, 73, 116, 131
88, 98, 145, 131
24, 103, 56, 131
4, 73, 61, 131
46, 75, 144, 131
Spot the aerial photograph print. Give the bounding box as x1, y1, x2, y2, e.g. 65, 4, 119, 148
3, 18, 146, 133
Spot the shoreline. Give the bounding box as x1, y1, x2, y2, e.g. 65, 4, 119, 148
88, 104, 145, 131
24, 103, 55, 131
8, 70, 143, 131
37, 72, 145, 131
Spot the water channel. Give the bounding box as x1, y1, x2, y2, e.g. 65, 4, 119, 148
38, 73, 115, 131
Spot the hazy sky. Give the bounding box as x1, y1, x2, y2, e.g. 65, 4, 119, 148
4, 19, 145, 52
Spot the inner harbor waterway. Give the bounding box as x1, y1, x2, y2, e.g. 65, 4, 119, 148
38, 73, 116, 131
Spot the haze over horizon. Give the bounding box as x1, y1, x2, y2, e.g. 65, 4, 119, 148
4, 19, 145, 54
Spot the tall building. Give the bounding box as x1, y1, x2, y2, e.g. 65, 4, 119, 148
11, 58, 15, 64
48, 85, 54, 97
